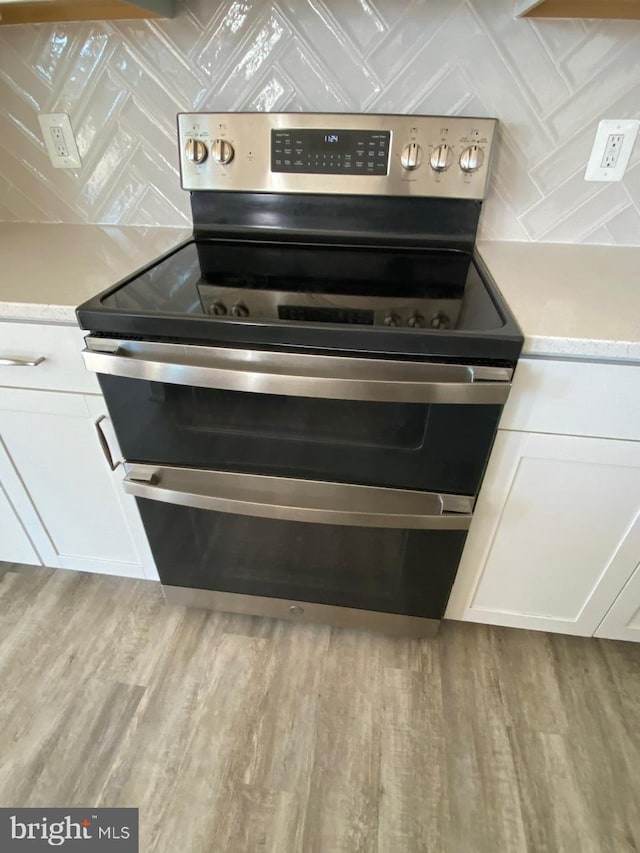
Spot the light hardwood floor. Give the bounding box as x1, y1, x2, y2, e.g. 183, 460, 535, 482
0, 562, 638, 853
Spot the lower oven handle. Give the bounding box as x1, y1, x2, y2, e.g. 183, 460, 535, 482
82, 339, 511, 405
123, 464, 474, 530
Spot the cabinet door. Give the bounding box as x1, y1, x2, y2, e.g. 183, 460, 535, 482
595, 559, 640, 642
0, 387, 145, 578
0, 479, 40, 566
446, 431, 640, 636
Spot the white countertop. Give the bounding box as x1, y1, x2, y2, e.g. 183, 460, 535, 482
0, 223, 191, 324
0, 225, 638, 362
478, 241, 640, 361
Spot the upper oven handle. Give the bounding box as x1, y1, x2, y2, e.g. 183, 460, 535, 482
82, 337, 512, 405
123, 464, 474, 530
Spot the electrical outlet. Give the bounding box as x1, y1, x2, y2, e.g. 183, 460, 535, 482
601, 134, 623, 169
38, 113, 81, 169
585, 119, 639, 182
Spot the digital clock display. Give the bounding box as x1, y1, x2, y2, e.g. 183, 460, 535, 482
272, 128, 391, 175
307, 131, 351, 153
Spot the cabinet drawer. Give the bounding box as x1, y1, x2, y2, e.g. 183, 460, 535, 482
0, 321, 98, 393
500, 357, 640, 441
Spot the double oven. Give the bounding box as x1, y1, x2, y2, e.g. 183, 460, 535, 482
78, 113, 522, 637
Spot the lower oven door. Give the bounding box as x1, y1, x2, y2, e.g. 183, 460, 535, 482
84, 338, 511, 495
124, 464, 473, 633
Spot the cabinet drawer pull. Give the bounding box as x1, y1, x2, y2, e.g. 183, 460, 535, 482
95, 416, 119, 471
0, 356, 46, 367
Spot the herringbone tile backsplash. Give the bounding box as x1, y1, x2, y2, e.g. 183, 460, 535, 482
1, 0, 639, 244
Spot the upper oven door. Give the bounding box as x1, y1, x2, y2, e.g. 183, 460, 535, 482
83, 338, 510, 495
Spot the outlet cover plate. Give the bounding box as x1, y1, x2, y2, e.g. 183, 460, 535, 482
38, 113, 81, 169
585, 119, 639, 182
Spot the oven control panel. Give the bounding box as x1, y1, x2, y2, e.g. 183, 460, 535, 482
178, 113, 497, 200
271, 129, 391, 176
196, 283, 461, 331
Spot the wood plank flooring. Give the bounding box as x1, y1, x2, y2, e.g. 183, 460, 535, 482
0, 562, 639, 853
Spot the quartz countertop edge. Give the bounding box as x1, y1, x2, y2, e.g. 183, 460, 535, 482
477, 240, 640, 363
0, 224, 638, 363
0, 223, 192, 325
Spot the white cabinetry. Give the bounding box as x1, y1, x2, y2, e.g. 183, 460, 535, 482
447, 431, 640, 635
0, 320, 157, 580
447, 356, 640, 639
596, 563, 640, 641
0, 321, 99, 394
0, 388, 145, 577
0, 479, 39, 565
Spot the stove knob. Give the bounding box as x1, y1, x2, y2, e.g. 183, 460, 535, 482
383, 311, 401, 327
231, 302, 249, 318
185, 138, 208, 164
430, 311, 451, 329
430, 144, 452, 172
407, 312, 426, 328
400, 142, 422, 171
211, 138, 235, 165
459, 145, 484, 173
209, 301, 227, 316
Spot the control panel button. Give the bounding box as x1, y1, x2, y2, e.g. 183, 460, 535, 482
400, 142, 422, 171
430, 311, 451, 330
211, 138, 235, 165
209, 301, 227, 316
383, 311, 401, 327
459, 145, 484, 173
231, 302, 249, 318
185, 138, 208, 164
430, 144, 452, 172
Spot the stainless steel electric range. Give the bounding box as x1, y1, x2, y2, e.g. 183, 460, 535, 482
77, 112, 522, 638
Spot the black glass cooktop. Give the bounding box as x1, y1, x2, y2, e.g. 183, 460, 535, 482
101, 240, 466, 309
77, 238, 523, 363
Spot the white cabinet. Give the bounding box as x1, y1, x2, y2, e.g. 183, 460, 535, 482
447, 353, 640, 640
446, 431, 640, 636
0, 479, 39, 565
0, 386, 148, 578
0, 321, 99, 394
0, 319, 158, 581
499, 358, 640, 442
595, 562, 640, 641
